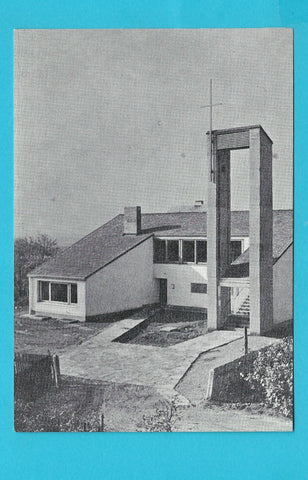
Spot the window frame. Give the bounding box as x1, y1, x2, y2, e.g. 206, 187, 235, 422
153, 237, 208, 265
37, 280, 78, 305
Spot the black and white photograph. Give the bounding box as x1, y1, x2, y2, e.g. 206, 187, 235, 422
14, 28, 293, 432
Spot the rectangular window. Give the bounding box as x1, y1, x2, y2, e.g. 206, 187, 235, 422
191, 283, 207, 294
38, 281, 78, 304
71, 283, 78, 303
153, 238, 166, 263
40, 281, 49, 301
196, 241, 207, 263
182, 240, 195, 263
51, 283, 68, 302
166, 240, 179, 263
230, 241, 242, 263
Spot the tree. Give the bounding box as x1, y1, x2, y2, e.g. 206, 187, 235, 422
14, 234, 59, 307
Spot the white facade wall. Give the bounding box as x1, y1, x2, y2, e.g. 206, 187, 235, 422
85, 237, 158, 317
29, 277, 86, 320
153, 263, 208, 309
273, 244, 293, 324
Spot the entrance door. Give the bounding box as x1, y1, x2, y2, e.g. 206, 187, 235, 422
159, 279, 167, 306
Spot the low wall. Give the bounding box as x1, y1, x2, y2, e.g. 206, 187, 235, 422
113, 308, 160, 343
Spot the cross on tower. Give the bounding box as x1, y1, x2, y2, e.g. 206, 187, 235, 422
201, 79, 222, 182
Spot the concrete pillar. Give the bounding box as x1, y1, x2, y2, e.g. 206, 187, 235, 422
207, 132, 231, 331
249, 128, 273, 334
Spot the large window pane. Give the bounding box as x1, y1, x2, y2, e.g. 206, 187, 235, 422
230, 241, 242, 263
153, 239, 166, 263
51, 283, 68, 302
40, 281, 49, 301
196, 241, 207, 263
182, 240, 195, 263
167, 240, 179, 263
71, 284, 78, 303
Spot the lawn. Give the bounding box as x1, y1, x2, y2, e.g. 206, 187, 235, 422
15, 375, 165, 432
14, 374, 293, 432
127, 308, 208, 347
14, 313, 115, 355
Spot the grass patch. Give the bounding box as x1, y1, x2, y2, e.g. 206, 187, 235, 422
14, 313, 115, 355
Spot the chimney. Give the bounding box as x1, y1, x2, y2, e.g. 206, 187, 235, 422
124, 206, 142, 235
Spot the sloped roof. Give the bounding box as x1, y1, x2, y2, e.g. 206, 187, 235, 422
29, 210, 293, 280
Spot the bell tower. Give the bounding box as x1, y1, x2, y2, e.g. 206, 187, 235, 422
207, 125, 273, 335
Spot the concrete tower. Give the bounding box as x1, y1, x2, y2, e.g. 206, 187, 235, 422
207, 125, 273, 335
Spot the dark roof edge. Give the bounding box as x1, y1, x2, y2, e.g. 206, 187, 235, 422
84, 233, 154, 279
273, 240, 293, 265
28, 233, 154, 280
59, 214, 123, 256
27, 214, 123, 278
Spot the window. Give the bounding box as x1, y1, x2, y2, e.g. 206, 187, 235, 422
196, 240, 207, 263
40, 281, 49, 301
166, 240, 179, 263
191, 283, 207, 294
182, 240, 195, 262
153, 238, 166, 263
71, 283, 78, 303
38, 281, 78, 304
230, 241, 242, 263
51, 283, 68, 302
153, 238, 207, 264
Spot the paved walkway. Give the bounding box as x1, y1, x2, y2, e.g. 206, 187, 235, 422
175, 406, 293, 432
59, 318, 243, 401
176, 335, 280, 404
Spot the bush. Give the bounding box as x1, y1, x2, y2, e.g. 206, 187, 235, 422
242, 337, 293, 418
138, 400, 178, 432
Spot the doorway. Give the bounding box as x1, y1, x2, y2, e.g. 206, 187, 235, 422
159, 279, 167, 306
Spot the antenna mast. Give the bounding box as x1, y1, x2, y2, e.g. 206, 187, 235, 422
200, 79, 222, 182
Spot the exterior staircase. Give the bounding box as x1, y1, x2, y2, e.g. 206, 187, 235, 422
237, 295, 250, 316
228, 295, 250, 328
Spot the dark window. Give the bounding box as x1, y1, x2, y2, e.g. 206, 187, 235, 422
182, 240, 195, 262
40, 281, 49, 301
230, 241, 242, 263
153, 238, 166, 263
191, 283, 207, 294
71, 284, 78, 303
167, 240, 179, 263
51, 283, 68, 302
196, 241, 207, 263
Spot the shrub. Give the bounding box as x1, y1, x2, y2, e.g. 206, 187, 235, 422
138, 400, 178, 432
242, 337, 293, 418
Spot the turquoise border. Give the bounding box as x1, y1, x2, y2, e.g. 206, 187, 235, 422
1, 1, 307, 479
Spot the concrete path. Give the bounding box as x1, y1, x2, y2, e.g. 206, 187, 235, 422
175, 405, 293, 432
59, 318, 243, 401
176, 335, 280, 404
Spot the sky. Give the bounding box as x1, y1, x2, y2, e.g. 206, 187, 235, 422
14, 29, 293, 245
